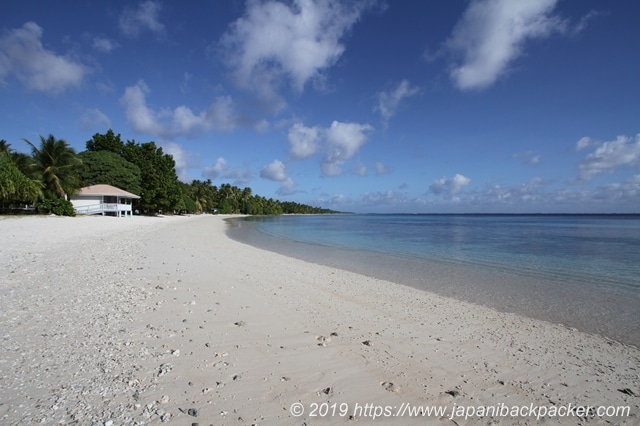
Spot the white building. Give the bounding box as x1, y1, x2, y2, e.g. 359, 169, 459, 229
70, 184, 140, 217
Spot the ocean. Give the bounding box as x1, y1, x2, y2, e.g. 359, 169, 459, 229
226, 214, 640, 347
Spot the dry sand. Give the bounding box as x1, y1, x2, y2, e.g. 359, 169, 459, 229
0, 214, 638, 425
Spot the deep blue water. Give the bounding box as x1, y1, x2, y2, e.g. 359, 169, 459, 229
227, 214, 640, 346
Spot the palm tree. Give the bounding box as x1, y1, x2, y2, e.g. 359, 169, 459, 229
0, 139, 9, 154
240, 186, 252, 213
23, 134, 82, 199
191, 179, 210, 213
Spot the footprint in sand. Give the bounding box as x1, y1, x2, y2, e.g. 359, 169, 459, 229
316, 335, 331, 346
381, 382, 399, 393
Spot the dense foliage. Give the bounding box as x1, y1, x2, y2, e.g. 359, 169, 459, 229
0, 150, 41, 206
1, 130, 340, 216
181, 180, 338, 214
122, 140, 183, 213
77, 150, 142, 195
36, 198, 76, 216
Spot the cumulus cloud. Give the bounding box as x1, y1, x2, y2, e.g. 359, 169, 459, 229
202, 157, 249, 183
375, 79, 419, 126
445, 0, 566, 90
120, 81, 160, 134
0, 22, 88, 94
480, 177, 545, 204
260, 159, 288, 181
322, 121, 374, 176
204, 157, 228, 179
430, 173, 471, 195
119, 80, 237, 139
163, 141, 189, 181
577, 134, 640, 181
475, 175, 640, 212
119, 0, 165, 37
362, 190, 408, 206
219, 0, 375, 108
285, 119, 373, 177
260, 159, 295, 194
592, 174, 640, 204
92, 36, 119, 53
575, 136, 595, 151
288, 122, 320, 159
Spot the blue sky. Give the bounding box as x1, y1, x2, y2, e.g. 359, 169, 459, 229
1, 0, 639, 213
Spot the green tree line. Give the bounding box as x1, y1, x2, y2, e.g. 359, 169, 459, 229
1, 130, 340, 216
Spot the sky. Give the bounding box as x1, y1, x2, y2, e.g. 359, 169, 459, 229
1, 0, 639, 213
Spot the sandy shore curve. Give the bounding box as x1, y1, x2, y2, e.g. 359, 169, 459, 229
0, 214, 638, 425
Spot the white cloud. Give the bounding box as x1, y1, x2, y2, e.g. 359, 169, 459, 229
572, 10, 600, 36
375, 79, 419, 125
163, 142, 189, 181
92, 36, 119, 53
430, 173, 471, 195
445, 0, 565, 90
578, 134, 640, 181
315, 192, 351, 208
575, 136, 594, 151
0, 22, 88, 94
204, 157, 228, 179
480, 177, 545, 204
119, 0, 165, 37
284, 119, 373, 177
471, 175, 640, 212
288, 122, 320, 159
362, 190, 408, 206
592, 174, 640, 204
119, 80, 237, 138
260, 159, 295, 193
203, 157, 249, 183
120, 81, 162, 134
79, 108, 111, 131
219, 0, 374, 107
322, 121, 373, 176
260, 159, 288, 181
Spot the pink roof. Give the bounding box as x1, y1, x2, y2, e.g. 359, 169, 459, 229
76, 184, 140, 198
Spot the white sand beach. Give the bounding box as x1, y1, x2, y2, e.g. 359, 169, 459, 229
0, 214, 638, 425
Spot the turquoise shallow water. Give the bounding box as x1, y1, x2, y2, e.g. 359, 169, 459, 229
227, 214, 640, 346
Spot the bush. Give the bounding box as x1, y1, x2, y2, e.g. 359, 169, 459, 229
37, 198, 76, 216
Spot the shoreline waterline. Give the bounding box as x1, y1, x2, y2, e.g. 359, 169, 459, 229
225, 214, 640, 347
2, 214, 639, 424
